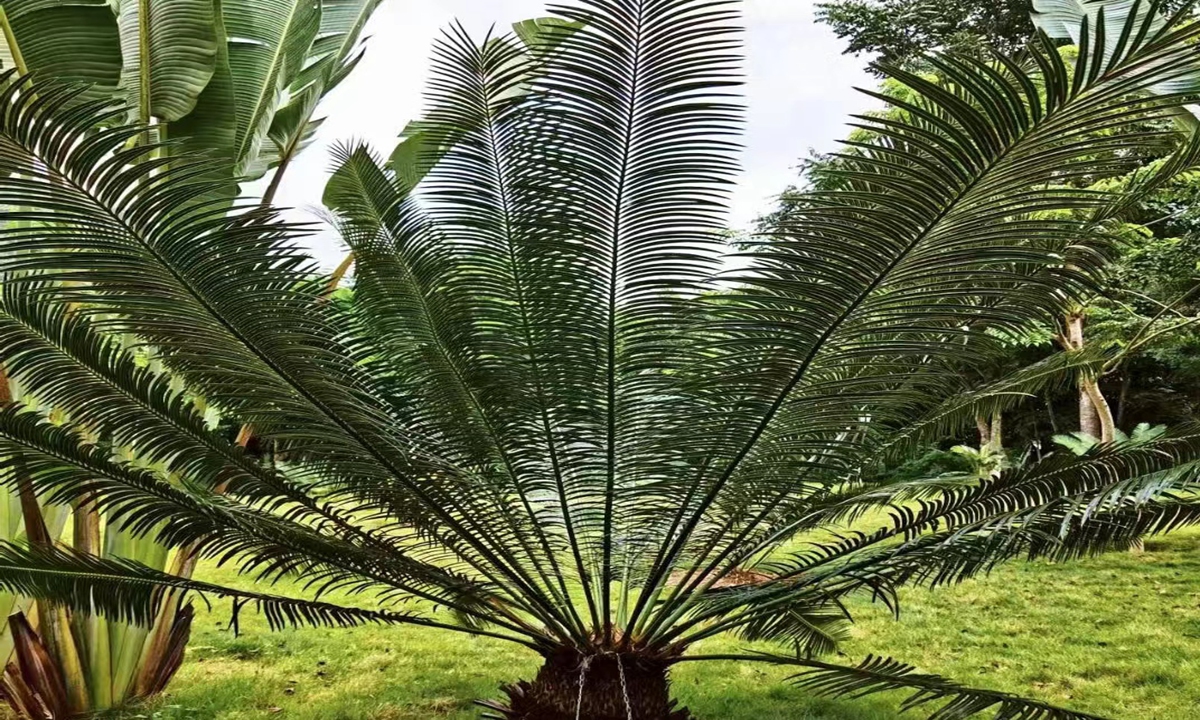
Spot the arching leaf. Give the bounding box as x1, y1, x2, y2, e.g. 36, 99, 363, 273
0, 0, 120, 101
114, 0, 219, 123
222, 0, 321, 179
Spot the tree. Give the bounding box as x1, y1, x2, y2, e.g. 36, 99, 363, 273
815, 0, 1035, 69
815, 0, 1196, 71
0, 2, 1199, 719
1077, 171, 1200, 431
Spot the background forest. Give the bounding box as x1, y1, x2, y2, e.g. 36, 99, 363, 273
784, 0, 1200, 472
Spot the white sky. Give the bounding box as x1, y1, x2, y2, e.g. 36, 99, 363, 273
260, 0, 877, 268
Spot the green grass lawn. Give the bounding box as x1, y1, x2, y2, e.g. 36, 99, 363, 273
107, 529, 1200, 720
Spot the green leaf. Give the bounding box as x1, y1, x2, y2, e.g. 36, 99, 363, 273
1031, 0, 1160, 45
0, 0, 120, 101
104, 515, 170, 702
302, 0, 382, 92
1032, 0, 1200, 95
694, 652, 1110, 720
263, 80, 323, 169
381, 16, 578, 191
511, 16, 583, 55
259, 0, 383, 195
114, 0, 220, 123
170, 0, 237, 190
382, 120, 443, 193
221, 0, 321, 179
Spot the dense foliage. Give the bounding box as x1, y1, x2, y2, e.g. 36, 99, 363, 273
815, 0, 1197, 70
816, 0, 1035, 69
0, 1, 1199, 719
801, 0, 1200, 462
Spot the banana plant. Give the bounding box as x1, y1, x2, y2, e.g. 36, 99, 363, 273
253, 0, 386, 202
0, 0, 382, 188
0, 0, 384, 715
0, 334, 205, 714
0, 372, 77, 714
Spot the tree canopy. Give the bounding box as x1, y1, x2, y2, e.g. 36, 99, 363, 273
815, 0, 1035, 69
816, 0, 1198, 71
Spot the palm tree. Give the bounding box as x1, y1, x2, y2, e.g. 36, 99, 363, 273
0, 1, 1199, 718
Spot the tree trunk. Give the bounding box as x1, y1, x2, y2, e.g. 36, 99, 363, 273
976, 411, 1002, 453
1063, 313, 1115, 442
975, 413, 991, 448
1116, 372, 1132, 428
1079, 387, 1101, 439
1081, 378, 1116, 443
484, 648, 689, 720
1064, 316, 1140, 550
1044, 394, 1059, 434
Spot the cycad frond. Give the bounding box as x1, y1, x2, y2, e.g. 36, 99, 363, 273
684, 653, 1108, 720
327, 140, 579, 624
0, 280, 344, 519
734, 605, 851, 659
633, 9, 1200, 633
0, 70, 572, 634
673, 430, 1200, 647
0, 542, 534, 647
0, 409, 541, 651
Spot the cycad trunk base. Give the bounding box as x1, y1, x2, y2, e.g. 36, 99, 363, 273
483, 648, 689, 720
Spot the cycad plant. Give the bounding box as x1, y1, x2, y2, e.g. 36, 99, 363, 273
2, 1, 1200, 719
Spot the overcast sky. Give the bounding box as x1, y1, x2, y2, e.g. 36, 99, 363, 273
262, 0, 877, 268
